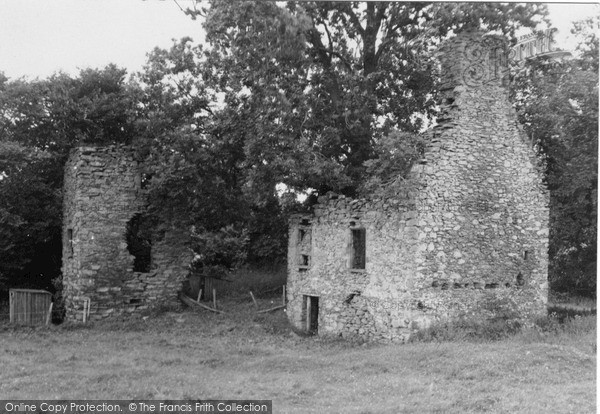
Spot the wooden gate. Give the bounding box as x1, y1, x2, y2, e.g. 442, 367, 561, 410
9, 289, 53, 325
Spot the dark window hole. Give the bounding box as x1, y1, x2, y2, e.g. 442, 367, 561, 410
67, 228, 74, 258
129, 298, 141, 304
431, 281, 439, 288
299, 229, 306, 242
125, 214, 152, 273
453, 282, 462, 289
441, 282, 449, 290
417, 301, 424, 310
485, 283, 499, 289
351, 228, 366, 270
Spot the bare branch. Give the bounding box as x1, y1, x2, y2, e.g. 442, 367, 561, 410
343, 4, 365, 38
172, 0, 185, 13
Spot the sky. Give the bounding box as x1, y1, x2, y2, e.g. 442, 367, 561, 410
0, 1, 598, 80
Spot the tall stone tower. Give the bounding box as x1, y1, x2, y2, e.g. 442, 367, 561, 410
286, 31, 549, 342
62, 145, 192, 321
411, 31, 549, 322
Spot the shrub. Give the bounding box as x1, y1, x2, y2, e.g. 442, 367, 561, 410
190, 225, 249, 279
522, 313, 596, 345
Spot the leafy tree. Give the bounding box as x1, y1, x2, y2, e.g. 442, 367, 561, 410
1, 65, 137, 153
512, 18, 598, 296
132, 40, 248, 267
137, 1, 547, 268
0, 155, 63, 292
0, 66, 139, 293
188, 1, 547, 197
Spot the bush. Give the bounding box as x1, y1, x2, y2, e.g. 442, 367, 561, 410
534, 313, 596, 336
190, 225, 249, 279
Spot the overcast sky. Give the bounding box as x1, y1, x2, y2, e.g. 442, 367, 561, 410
0, 1, 598, 80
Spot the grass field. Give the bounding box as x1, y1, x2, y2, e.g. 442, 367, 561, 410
0, 291, 596, 414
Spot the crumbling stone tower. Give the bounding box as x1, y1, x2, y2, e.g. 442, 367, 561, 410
62, 145, 192, 321
287, 31, 549, 342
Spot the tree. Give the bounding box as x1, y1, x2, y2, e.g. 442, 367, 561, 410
0, 151, 63, 292
511, 18, 598, 296
189, 1, 547, 197
133, 40, 271, 272
138, 2, 547, 267
0, 66, 139, 293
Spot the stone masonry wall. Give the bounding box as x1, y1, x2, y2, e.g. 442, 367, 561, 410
287, 31, 549, 342
410, 33, 549, 324
288, 191, 421, 342
62, 145, 192, 321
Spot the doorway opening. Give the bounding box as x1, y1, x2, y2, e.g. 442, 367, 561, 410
302, 295, 319, 334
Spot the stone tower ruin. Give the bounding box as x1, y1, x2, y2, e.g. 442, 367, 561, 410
287, 32, 549, 342
62, 145, 192, 321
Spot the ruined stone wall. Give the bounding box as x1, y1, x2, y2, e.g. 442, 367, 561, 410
62, 145, 192, 321
287, 31, 549, 342
410, 33, 549, 324
287, 192, 420, 342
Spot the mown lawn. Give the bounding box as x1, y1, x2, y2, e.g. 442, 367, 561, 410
0, 298, 596, 414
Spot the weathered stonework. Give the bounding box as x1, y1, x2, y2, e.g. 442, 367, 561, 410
62, 145, 192, 321
287, 32, 549, 342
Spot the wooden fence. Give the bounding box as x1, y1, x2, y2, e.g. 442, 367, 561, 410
9, 289, 53, 325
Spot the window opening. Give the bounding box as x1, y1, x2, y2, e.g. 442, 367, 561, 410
125, 214, 152, 273
351, 228, 366, 270
297, 223, 311, 270
67, 228, 74, 258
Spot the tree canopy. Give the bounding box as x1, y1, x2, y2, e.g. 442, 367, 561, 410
190, 1, 547, 196
0, 65, 137, 291
512, 16, 598, 295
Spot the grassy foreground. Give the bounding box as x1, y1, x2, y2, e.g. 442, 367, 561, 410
0, 297, 596, 414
